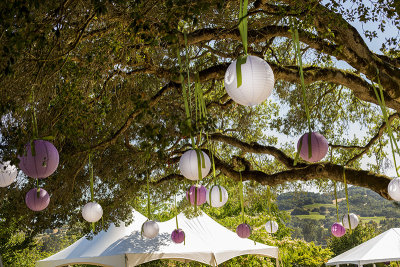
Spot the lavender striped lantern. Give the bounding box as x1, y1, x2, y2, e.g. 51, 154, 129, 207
331, 222, 346, 237
236, 223, 251, 238
25, 188, 50, 211
171, 228, 185, 244
19, 140, 59, 178
297, 132, 328, 162
186, 185, 207, 206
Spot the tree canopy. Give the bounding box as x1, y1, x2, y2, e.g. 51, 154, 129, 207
1, 0, 400, 251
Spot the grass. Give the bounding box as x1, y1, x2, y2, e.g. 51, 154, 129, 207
359, 216, 386, 224
295, 213, 326, 220
303, 203, 336, 209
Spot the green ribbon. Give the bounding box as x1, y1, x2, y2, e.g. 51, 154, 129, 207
291, 21, 314, 165
146, 169, 151, 220
238, 0, 248, 55
267, 185, 273, 233
175, 194, 179, 229
177, 47, 195, 148
236, 0, 248, 88
89, 154, 96, 232
372, 68, 400, 176
343, 167, 352, 231
236, 55, 248, 88
239, 171, 245, 223
293, 135, 303, 166
334, 181, 339, 222
36, 179, 40, 199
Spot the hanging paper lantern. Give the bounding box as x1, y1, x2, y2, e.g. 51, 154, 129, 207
388, 177, 400, 201
331, 222, 346, 237
0, 161, 18, 187
186, 185, 207, 206
171, 228, 185, 244
236, 223, 251, 238
82, 202, 103, 223
342, 213, 359, 229
142, 220, 159, 239
297, 132, 328, 162
224, 55, 275, 106
179, 150, 211, 181
265, 220, 279, 234
18, 140, 59, 178
25, 188, 50, 211
206, 185, 228, 208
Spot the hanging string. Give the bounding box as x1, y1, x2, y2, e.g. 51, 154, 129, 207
291, 20, 313, 165
89, 153, 95, 232
177, 47, 195, 149
236, 0, 249, 88
267, 185, 273, 233
372, 68, 400, 176
175, 193, 179, 229
330, 148, 340, 222
342, 167, 352, 230
146, 169, 151, 220
239, 171, 245, 223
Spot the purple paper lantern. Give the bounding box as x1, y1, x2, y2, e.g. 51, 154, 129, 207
186, 185, 207, 206
171, 228, 185, 244
25, 188, 50, 211
331, 222, 346, 237
236, 223, 251, 238
19, 140, 59, 178
297, 132, 328, 162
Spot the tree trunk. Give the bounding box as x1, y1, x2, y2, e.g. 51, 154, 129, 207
0, 255, 4, 267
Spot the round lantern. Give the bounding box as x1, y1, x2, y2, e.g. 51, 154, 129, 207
25, 188, 50, 211
171, 228, 185, 244
236, 223, 251, 238
206, 185, 228, 208
82, 202, 103, 223
179, 150, 211, 181
331, 222, 346, 237
297, 132, 328, 162
265, 220, 279, 234
142, 220, 159, 239
388, 177, 400, 201
18, 140, 59, 178
224, 55, 275, 106
0, 161, 18, 187
186, 185, 207, 206
342, 213, 359, 229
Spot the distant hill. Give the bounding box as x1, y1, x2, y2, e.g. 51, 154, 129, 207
277, 186, 400, 245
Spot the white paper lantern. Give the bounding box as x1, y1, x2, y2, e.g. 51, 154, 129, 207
265, 220, 279, 234
0, 161, 17, 187
82, 202, 103, 223
179, 150, 211, 180
224, 55, 275, 106
388, 178, 400, 201
206, 185, 228, 208
142, 220, 159, 239
342, 213, 359, 229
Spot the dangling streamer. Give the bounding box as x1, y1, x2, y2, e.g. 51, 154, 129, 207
236, 0, 248, 88
373, 68, 400, 176
239, 171, 245, 223
343, 167, 352, 230
36, 178, 40, 198
291, 21, 313, 165
267, 185, 273, 233
146, 169, 151, 220
334, 181, 339, 222
177, 47, 195, 149
89, 153, 95, 232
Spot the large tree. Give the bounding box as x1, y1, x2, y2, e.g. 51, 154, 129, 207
0, 0, 399, 248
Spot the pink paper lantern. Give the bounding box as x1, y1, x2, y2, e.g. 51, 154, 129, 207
186, 185, 206, 206
19, 140, 59, 178
171, 228, 185, 244
331, 222, 346, 237
297, 132, 328, 162
236, 223, 251, 238
25, 188, 50, 211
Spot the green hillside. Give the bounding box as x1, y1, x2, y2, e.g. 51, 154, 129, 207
277, 186, 400, 245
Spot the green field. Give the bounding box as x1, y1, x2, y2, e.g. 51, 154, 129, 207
303, 203, 336, 209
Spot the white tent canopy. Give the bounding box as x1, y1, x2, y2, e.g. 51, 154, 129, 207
327, 228, 400, 266
37, 210, 279, 267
